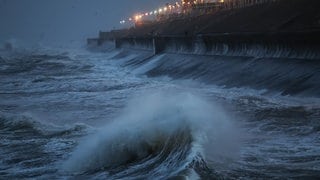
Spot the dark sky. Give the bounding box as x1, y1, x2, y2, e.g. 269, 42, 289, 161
0, 0, 171, 46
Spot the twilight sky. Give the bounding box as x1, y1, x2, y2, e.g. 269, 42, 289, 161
0, 0, 171, 46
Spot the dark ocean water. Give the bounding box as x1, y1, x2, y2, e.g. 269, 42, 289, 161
0, 47, 319, 179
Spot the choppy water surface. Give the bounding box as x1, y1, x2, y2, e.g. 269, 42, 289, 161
0, 48, 319, 179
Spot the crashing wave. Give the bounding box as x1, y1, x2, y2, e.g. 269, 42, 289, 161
63, 92, 238, 179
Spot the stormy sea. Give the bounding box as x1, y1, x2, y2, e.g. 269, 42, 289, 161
0, 45, 320, 179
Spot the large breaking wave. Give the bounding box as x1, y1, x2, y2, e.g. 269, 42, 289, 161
63, 92, 238, 179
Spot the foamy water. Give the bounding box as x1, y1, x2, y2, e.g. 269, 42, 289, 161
0, 47, 319, 179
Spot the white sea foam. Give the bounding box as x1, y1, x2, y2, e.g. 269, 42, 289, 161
63, 91, 240, 177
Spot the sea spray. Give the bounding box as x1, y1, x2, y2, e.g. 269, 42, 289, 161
63, 91, 240, 178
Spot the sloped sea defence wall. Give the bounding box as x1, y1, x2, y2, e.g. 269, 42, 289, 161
113, 31, 320, 59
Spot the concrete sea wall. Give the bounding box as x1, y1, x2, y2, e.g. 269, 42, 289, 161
113, 31, 320, 59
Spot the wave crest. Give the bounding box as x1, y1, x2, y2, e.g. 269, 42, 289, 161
63, 92, 238, 179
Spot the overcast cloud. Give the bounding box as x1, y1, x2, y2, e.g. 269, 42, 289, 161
0, 0, 171, 46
